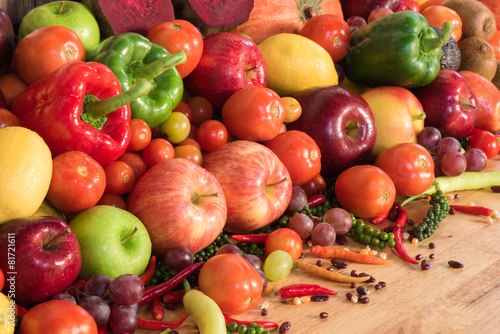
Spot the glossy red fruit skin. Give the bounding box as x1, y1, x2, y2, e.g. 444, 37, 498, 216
0, 8, 14, 75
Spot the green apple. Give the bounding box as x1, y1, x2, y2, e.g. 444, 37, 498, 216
69, 205, 152, 280
19, 1, 100, 53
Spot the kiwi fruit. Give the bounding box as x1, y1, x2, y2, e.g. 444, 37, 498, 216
430, 26, 461, 71
492, 60, 500, 90
458, 36, 497, 81
442, 0, 496, 41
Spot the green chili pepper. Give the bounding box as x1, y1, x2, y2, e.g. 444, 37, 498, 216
343, 11, 453, 89
86, 32, 186, 128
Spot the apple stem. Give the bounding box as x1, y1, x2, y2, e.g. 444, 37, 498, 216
266, 176, 289, 188
121, 227, 138, 245
59, 1, 65, 14
413, 113, 426, 121
191, 192, 221, 205
44, 228, 71, 250
345, 121, 361, 132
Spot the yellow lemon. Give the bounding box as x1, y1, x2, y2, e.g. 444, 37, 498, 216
258, 33, 338, 97
0, 126, 53, 224
0, 292, 16, 334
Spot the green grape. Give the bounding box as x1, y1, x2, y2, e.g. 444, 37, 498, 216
263, 250, 294, 282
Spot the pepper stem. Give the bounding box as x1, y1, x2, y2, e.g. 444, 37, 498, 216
183, 279, 191, 292
84, 78, 153, 121
421, 22, 454, 53
133, 50, 187, 81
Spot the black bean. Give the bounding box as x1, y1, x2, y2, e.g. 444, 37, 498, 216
359, 296, 370, 304
319, 312, 329, 319
350, 282, 356, 289
311, 294, 330, 302
261, 307, 268, 316
316, 260, 323, 267
375, 283, 382, 290
415, 254, 423, 261
356, 286, 369, 296
448, 260, 464, 268
378, 281, 387, 288
346, 292, 354, 300
279, 321, 291, 333
331, 258, 348, 269
421, 259, 431, 270
350, 270, 358, 277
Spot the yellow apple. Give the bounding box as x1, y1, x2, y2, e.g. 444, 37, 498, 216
361, 86, 426, 160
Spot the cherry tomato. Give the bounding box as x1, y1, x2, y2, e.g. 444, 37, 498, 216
177, 137, 202, 151
301, 174, 326, 198
420, 0, 447, 11
265, 228, 303, 262
127, 118, 152, 152
469, 129, 500, 159
13, 25, 85, 84
103, 160, 136, 195
187, 96, 214, 127
198, 253, 263, 315
20, 300, 98, 334
282, 97, 302, 123
196, 119, 229, 152
147, 19, 204, 78
142, 138, 175, 168
421, 5, 462, 41
374, 143, 435, 197
96, 193, 127, 210
0, 108, 20, 128
47, 151, 106, 214
174, 144, 203, 166
489, 29, 500, 60
172, 101, 193, 123
406, 0, 421, 12
334, 165, 396, 219
159, 111, 191, 144
117, 152, 149, 181
221, 87, 286, 142
265, 130, 321, 186
300, 14, 351, 63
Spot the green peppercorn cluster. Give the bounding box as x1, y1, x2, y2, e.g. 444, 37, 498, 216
227, 322, 271, 334
409, 190, 449, 241
346, 217, 396, 249
193, 232, 231, 263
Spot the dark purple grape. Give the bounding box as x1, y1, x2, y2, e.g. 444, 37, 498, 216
109, 305, 138, 334
84, 274, 112, 297
108, 274, 145, 306
216, 244, 243, 256
243, 254, 263, 271
346, 15, 367, 32
432, 155, 445, 177
440, 151, 466, 177
164, 246, 194, 272
287, 185, 308, 212
310, 222, 336, 246
288, 213, 314, 239
51, 293, 76, 304
464, 148, 488, 172
255, 269, 268, 293
417, 126, 442, 150
436, 137, 462, 155
322, 207, 352, 235
78, 295, 111, 328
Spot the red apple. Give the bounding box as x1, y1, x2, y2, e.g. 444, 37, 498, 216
0, 8, 14, 75
183, 32, 266, 111
287, 85, 377, 179
412, 69, 478, 138
126, 158, 227, 256
0, 216, 82, 308
341, 0, 401, 20
202, 140, 292, 233
459, 70, 500, 133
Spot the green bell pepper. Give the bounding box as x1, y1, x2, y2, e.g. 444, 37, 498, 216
343, 11, 453, 89
87, 32, 186, 128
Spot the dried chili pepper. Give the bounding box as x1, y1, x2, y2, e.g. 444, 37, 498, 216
309, 245, 393, 265
223, 315, 279, 329
393, 226, 418, 264
231, 233, 269, 243
278, 284, 337, 298
395, 205, 408, 228
372, 210, 390, 224
294, 261, 370, 283
152, 297, 164, 320
450, 205, 492, 216
307, 194, 326, 208
139, 261, 204, 306
137, 313, 189, 330
139, 255, 156, 286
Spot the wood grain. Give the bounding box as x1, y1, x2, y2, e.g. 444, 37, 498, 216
1, 0, 55, 32
133, 156, 500, 334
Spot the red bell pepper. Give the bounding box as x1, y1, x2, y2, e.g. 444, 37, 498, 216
11, 61, 152, 165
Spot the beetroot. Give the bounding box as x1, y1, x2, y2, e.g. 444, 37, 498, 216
90, 0, 175, 38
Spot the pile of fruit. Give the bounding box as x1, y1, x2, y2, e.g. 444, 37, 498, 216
1, 0, 500, 333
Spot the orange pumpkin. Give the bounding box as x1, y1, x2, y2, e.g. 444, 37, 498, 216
227, 0, 344, 45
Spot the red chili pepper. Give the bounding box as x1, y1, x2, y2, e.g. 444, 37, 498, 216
393, 227, 418, 264
307, 194, 326, 208
372, 210, 390, 224
139, 261, 204, 307
162, 286, 199, 304
231, 233, 269, 243
16, 304, 28, 319
11, 62, 153, 165
152, 297, 164, 320
67, 278, 87, 298
223, 315, 279, 329
450, 205, 492, 216
98, 324, 108, 334
278, 284, 337, 298
395, 205, 408, 228
138, 313, 189, 330
139, 255, 157, 286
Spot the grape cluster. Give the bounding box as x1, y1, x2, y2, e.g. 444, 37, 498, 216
409, 190, 450, 242
53, 273, 145, 333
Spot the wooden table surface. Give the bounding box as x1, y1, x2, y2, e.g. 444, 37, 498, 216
136, 156, 500, 334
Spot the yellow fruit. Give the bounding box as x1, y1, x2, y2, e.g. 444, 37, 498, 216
258, 33, 338, 97
0, 126, 53, 224
0, 292, 16, 334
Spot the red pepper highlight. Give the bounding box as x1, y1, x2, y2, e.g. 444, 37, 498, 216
372, 210, 390, 224
395, 205, 408, 228
152, 297, 164, 320
307, 194, 326, 208
223, 315, 279, 329
139, 255, 156, 286
138, 313, 189, 330
450, 205, 492, 216
231, 233, 269, 243
393, 227, 418, 264
278, 284, 337, 298
162, 287, 199, 304
139, 261, 204, 307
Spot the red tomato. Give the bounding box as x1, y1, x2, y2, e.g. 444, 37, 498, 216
142, 138, 175, 167
0, 108, 20, 128
127, 118, 152, 152
265, 130, 321, 186
196, 119, 229, 152
334, 165, 396, 219
20, 300, 98, 334
421, 5, 462, 41
198, 253, 263, 315
301, 174, 326, 198
103, 160, 136, 195
469, 129, 500, 159
406, 0, 421, 12
47, 151, 106, 213
147, 19, 204, 78
117, 152, 149, 181
96, 193, 127, 210
172, 101, 193, 123
174, 144, 203, 166
300, 14, 351, 63
265, 228, 303, 261
282, 97, 302, 123
221, 87, 286, 142
374, 143, 435, 197
187, 96, 214, 127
